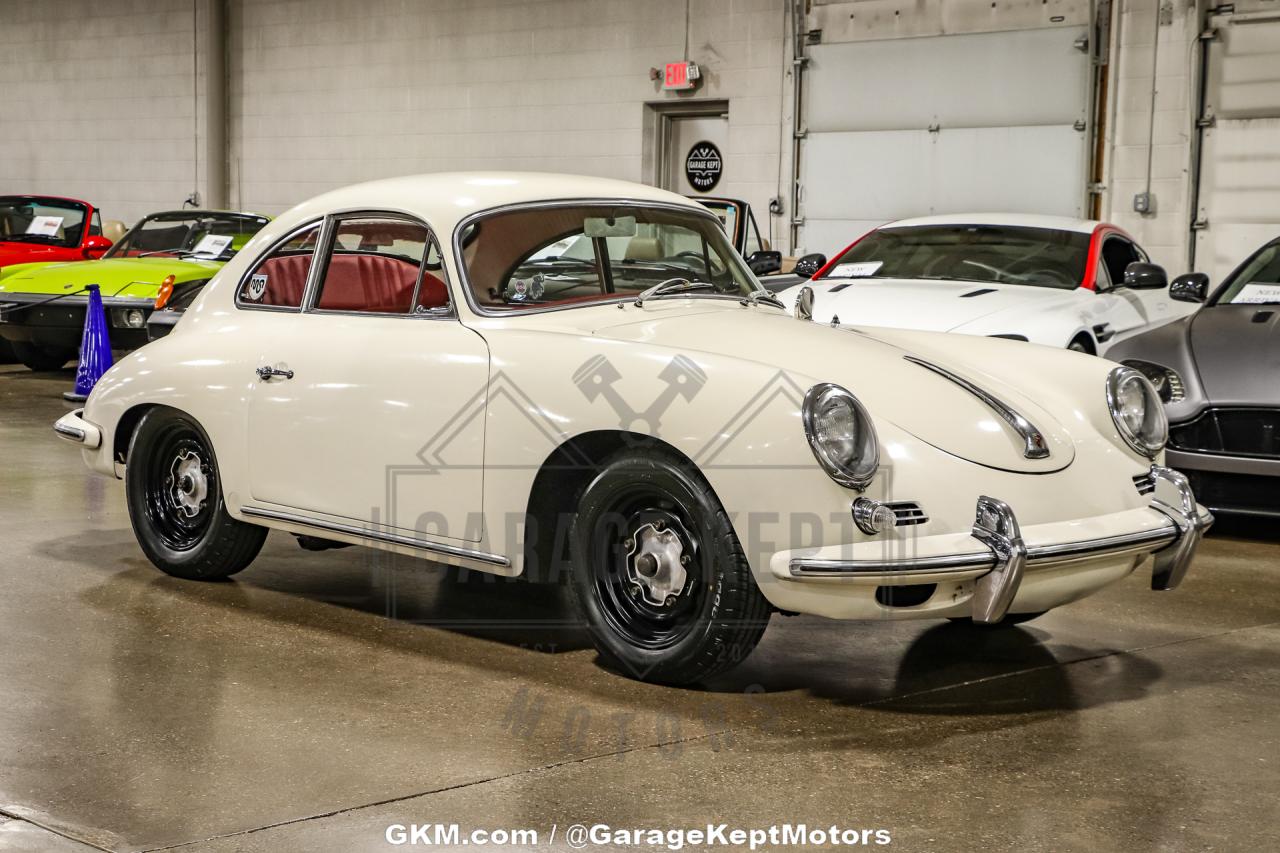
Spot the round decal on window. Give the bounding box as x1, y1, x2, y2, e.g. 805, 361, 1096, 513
684, 141, 723, 192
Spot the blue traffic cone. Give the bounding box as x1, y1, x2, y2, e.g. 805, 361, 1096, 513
63, 284, 113, 403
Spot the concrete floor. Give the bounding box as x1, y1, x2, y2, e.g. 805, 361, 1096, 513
0, 364, 1277, 853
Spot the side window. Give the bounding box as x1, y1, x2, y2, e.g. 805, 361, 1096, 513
1102, 237, 1141, 287
89, 211, 102, 236
314, 216, 445, 314
239, 222, 321, 309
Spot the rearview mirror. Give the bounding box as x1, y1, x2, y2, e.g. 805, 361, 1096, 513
1170, 272, 1210, 303
583, 216, 637, 238
746, 250, 782, 276
793, 253, 827, 278
1123, 261, 1168, 290
82, 235, 113, 259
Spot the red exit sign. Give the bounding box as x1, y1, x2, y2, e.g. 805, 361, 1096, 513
663, 61, 700, 91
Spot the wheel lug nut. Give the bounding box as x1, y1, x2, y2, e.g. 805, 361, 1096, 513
680, 555, 690, 565
664, 596, 677, 607
629, 584, 642, 598
654, 520, 665, 531
623, 538, 634, 550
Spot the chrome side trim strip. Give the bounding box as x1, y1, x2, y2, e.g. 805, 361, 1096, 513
239, 506, 511, 568
903, 355, 1050, 459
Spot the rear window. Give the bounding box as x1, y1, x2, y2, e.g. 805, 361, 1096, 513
820, 224, 1091, 290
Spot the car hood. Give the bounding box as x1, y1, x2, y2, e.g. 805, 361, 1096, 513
778, 277, 1075, 331
574, 301, 1078, 473
0, 256, 223, 298
1190, 305, 1280, 405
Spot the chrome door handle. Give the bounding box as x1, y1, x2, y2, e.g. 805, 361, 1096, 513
256, 365, 294, 381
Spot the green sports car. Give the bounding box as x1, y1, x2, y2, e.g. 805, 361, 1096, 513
0, 209, 268, 370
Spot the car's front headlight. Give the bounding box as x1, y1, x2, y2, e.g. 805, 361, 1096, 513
1121, 359, 1185, 403
1106, 366, 1168, 457
802, 383, 880, 489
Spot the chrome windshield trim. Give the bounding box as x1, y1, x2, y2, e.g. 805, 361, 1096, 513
903, 355, 1050, 459
240, 506, 511, 569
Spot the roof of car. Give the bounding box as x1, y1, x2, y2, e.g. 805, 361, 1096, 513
286, 172, 701, 227
885, 213, 1102, 234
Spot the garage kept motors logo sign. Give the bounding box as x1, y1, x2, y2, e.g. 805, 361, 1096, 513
685, 141, 722, 192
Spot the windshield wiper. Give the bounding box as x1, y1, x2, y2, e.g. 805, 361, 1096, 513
742, 289, 785, 309
634, 278, 716, 307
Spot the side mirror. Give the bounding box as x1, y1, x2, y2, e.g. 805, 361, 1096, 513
1123, 261, 1168, 290
747, 249, 782, 276
1170, 272, 1210, 303
793, 253, 827, 279
82, 235, 113, 259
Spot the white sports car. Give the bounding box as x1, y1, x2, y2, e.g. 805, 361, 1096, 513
55, 174, 1210, 685
777, 214, 1197, 354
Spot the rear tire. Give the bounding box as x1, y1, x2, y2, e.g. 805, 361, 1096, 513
567, 447, 771, 685
11, 341, 76, 371
125, 407, 266, 580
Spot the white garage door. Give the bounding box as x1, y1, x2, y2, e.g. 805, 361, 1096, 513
799, 26, 1092, 255
1194, 13, 1280, 285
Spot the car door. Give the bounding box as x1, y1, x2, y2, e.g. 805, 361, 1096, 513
1090, 233, 1157, 350
240, 212, 490, 543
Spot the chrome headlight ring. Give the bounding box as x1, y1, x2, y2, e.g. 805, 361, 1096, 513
1106, 366, 1168, 458
802, 383, 880, 490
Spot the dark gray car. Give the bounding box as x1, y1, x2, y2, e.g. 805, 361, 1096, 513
1108, 236, 1280, 518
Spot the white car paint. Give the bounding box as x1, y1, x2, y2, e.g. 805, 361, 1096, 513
777, 213, 1196, 354
56, 174, 1206, 627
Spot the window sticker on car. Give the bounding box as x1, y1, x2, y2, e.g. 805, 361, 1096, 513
26, 215, 64, 237
827, 261, 883, 279
190, 234, 233, 258
1230, 283, 1280, 304
247, 274, 268, 301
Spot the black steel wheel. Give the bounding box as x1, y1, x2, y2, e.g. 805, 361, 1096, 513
568, 447, 771, 685
125, 407, 266, 580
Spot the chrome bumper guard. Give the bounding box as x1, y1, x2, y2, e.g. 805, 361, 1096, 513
52, 408, 102, 449
789, 465, 1213, 622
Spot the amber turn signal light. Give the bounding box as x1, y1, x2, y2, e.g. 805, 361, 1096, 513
154, 275, 177, 310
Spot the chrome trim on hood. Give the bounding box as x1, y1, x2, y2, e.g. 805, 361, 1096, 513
903, 355, 1050, 459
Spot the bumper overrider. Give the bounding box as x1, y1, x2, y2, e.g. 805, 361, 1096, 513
784, 466, 1212, 623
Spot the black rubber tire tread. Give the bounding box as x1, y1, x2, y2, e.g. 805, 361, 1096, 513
12, 341, 75, 371
125, 407, 266, 580
568, 446, 771, 685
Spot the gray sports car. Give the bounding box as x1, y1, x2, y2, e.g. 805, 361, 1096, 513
1108, 235, 1280, 518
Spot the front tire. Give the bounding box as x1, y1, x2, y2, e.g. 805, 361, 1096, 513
11, 341, 76, 371
125, 407, 266, 580
567, 447, 771, 685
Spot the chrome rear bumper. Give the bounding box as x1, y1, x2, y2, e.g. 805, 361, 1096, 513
789, 466, 1212, 623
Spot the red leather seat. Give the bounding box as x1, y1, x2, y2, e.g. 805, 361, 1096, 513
255, 254, 313, 307
318, 254, 417, 312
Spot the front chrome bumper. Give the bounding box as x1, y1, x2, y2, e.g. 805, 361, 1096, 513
788, 466, 1213, 623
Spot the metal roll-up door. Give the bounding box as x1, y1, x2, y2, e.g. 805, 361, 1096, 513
798, 25, 1093, 255
1194, 12, 1280, 283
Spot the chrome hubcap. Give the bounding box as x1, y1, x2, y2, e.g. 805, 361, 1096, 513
625, 521, 687, 607
170, 450, 208, 518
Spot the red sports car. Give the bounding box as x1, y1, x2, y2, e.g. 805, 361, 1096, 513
0, 195, 116, 363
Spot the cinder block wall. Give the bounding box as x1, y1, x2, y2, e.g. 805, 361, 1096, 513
1101, 0, 1202, 270
227, 0, 786, 223
0, 0, 204, 226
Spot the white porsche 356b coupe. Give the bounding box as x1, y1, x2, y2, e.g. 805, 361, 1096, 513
55, 174, 1211, 685
776, 214, 1196, 354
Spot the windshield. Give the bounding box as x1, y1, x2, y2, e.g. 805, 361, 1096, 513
819, 224, 1091, 290
458, 204, 758, 311
106, 212, 269, 260
1215, 240, 1280, 305
0, 197, 89, 248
